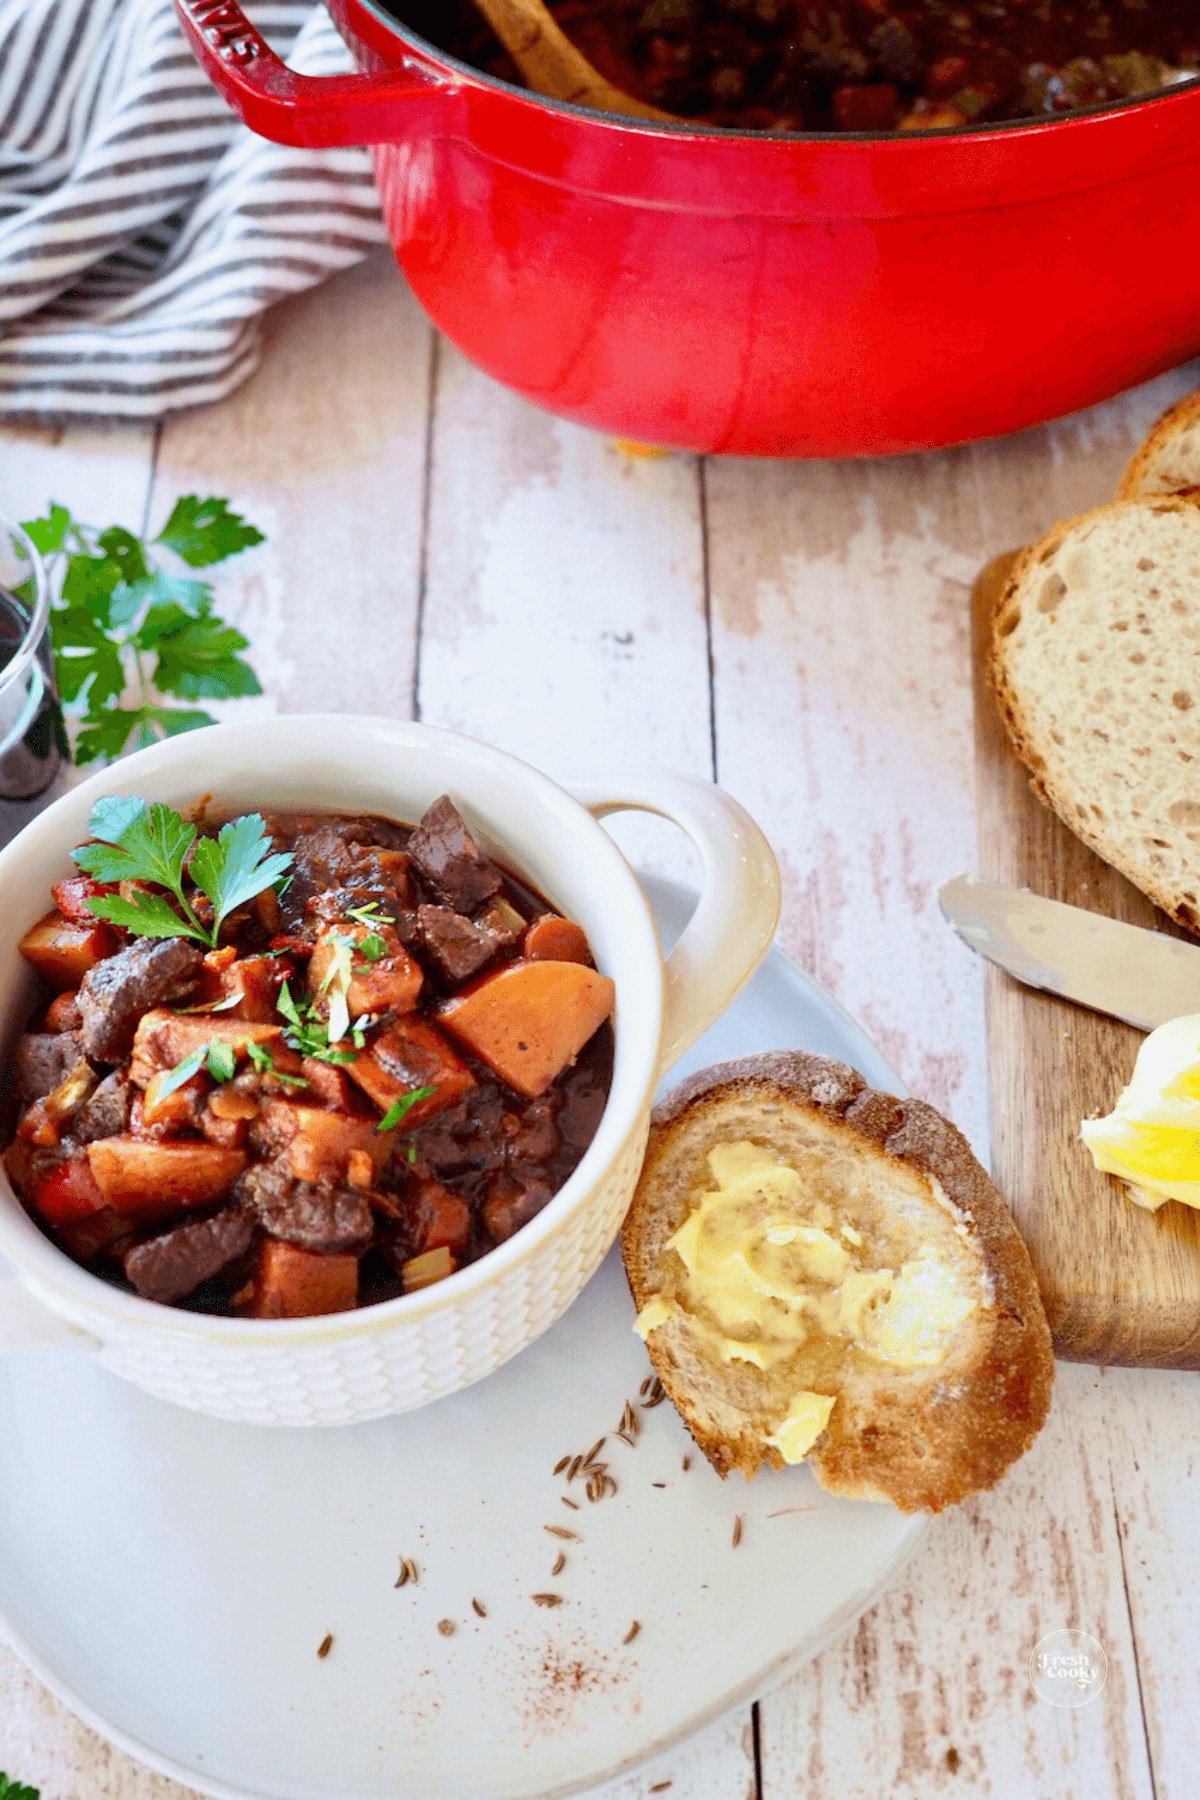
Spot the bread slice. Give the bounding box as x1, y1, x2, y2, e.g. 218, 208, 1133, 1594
1119, 390, 1200, 499
990, 493, 1200, 931
622, 1052, 1053, 1514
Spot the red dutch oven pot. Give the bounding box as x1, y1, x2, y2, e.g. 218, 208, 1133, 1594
175, 0, 1200, 457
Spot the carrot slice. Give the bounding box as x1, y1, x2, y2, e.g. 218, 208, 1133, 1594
521, 915, 592, 964
251, 1240, 358, 1319
348, 1017, 474, 1124
437, 960, 615, 1098
18, 911, 120, 990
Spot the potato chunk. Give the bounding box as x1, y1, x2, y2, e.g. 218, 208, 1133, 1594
437, 960, 615, 1098
256, 1100, 394, 1184
129, 1010, 299, 1087
86, 1137, 247, 1219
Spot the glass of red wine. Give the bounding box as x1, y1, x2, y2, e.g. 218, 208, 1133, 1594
0, 512, 63, 847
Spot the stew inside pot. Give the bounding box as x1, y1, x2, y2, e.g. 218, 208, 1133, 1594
3, 797, 615, 1320
392, 0, 1199, 132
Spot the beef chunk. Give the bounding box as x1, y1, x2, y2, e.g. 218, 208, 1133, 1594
406, 796, 502, 913
14, 1031, 88, 1101
124, 1208, 253, 1305
277, 818, 402, 929
78, 937, 203, 1063
483, 1174, 554, 1243
239, 1160, 373, 1253
504, 1096, 559, 1168
415, 904, 503, 983
72, 1070, 134, 1143
411, 1089, 508, 1183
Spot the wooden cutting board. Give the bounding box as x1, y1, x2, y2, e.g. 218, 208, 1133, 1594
972, 553, 1200, 1368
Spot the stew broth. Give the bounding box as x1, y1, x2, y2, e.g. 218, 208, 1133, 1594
390, 0, 1199, 132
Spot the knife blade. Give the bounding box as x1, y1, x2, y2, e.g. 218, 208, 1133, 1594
937, 873, 1200, 1032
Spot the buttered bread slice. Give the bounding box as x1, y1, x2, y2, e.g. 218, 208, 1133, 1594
622, 1052, 1053, 1513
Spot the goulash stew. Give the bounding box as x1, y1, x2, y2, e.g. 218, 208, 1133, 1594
395, 0, 1199, 132
3, 796, 615, 1319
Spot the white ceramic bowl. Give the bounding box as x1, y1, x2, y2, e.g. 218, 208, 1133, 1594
0, 716, 779, 1425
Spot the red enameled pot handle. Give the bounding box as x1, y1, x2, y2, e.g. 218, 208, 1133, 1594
172, 0, 455, 147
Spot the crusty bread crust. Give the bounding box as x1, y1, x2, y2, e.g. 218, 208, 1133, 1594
989, 493, 1200, 932
1118, 389, 1200, 499
622, 1051, 1054, 1514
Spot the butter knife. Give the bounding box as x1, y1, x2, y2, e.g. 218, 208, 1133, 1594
937, 873, 1200, 1032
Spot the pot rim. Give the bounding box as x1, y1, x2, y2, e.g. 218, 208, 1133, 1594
349, 0, 1200, 145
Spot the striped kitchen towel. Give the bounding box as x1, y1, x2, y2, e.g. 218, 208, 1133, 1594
0, 0, 388, 420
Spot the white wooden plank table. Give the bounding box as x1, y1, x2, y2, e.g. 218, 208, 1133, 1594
2, 248, 1199, 1800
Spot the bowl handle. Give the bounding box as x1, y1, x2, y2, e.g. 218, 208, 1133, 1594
172, 0, 457, 148
0, 1277, 100, 1355
571, 772, 781, 1078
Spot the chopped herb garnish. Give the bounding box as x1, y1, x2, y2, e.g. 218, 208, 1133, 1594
347, 902, 390, 928
156, 1037, 238, 1099
316, 935, 355, 1048
246, 1039, 307, 1088
277, 980, 356, 1066
357, 933, 388, 963
74, 797, 291, 951
207, 1039, 237, 1083
378, 1086, 437, 1133
179, 992, 243, 1015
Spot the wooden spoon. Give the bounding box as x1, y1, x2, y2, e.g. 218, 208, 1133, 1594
469, 0, 674, 120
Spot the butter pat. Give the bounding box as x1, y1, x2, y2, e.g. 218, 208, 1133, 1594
766, 1391, 836, 1463
634, 1294, 678, 1339
644, 1142, 976, 1377
856, 1252, 977, 1366
1081, 1013, 1200, 1210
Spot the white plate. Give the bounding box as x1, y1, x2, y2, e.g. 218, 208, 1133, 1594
0, 876, 928, 1800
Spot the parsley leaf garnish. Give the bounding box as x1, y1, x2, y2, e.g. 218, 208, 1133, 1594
73, 798, 292, 951
190, 813, 293, 944
76, 798, 197, 890
20, 498, 264, 766
378, 1086, 437, 1133
0, 1777, 40, 1800
155, 495, 264, 568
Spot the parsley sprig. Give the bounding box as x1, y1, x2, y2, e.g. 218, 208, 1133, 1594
20, 495, 264, 765
0, 1774, 40, 1800
73, 796, 292, 951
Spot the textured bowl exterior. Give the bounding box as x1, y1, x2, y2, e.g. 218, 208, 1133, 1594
0, 717, 780, 1425
23, 1113, 650, 1426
